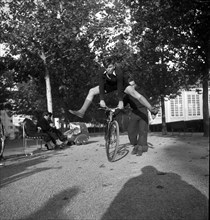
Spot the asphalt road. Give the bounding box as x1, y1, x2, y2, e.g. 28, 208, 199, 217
0, 133, 209, 220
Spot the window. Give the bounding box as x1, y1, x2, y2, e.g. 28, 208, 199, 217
157, 108, 161, 117
187, 94, 201, 116
170, 96, 183, 117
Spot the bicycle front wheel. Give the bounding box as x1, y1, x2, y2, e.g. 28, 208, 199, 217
106, 120, 119, 162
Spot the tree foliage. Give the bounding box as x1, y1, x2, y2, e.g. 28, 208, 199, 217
124, 0, 210, 134
1, 0, 99, 117
0, 0, 132, 120
0, 56, 16, 110
0, 0, 209, 135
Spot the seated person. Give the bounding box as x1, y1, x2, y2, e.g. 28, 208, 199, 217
23, 116, 55, 150
47, 112, 66, 141
37, 112, 65, 148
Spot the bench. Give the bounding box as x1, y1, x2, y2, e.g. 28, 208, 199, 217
171, 121, 194, 136
22, 123, 43, 154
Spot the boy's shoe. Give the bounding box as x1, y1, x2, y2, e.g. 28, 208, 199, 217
64, 140, 69, 145
55, 144, 64, 150
45, 141, 55, 150
150, 106, 159, 115
59, 144, 64, 149
131, 145, 138, 155
55, 139, 65, 149
69, 110, 84, 118
56, 139, 63, 145
142, 145, 148, 152
136, 145, 143, 156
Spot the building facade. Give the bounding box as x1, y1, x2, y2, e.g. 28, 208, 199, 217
1, 86, 209, 137
0, 110, 17, 139
151, 87, 210, 125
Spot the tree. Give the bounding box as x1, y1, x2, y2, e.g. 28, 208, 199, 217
185, 0, 210, 137
164, 0, 210, 136
126, 0, 209, 135
0, 74, 11, 110
0, 57, 15, 110
1, 0, 131, 121
0, 0, 98, 115
12, 79, 47, 115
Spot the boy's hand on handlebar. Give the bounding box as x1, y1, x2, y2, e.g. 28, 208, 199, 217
118, 101, 124, 109
100, 100, 106, 108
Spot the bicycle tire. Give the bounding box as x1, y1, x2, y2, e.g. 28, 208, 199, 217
105, 120, 119, 162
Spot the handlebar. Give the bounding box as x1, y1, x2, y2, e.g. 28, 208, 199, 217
98, 107, 120, 112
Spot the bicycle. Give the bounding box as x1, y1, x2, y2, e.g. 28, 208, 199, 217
99, 107, 120, 162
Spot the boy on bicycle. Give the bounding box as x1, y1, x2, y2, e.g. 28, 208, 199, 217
69, 55, 158, 118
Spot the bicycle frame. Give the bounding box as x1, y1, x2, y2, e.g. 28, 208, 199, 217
99, 107, 117, 134
106, 108, 116, 128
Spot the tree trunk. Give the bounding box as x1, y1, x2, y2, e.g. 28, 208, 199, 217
202, 37, 210, 137
161, 95, 167, 135
39, 51, 53, 114
44, 66, 53, 114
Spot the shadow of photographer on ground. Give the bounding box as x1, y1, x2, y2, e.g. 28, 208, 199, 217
101, 165, 208, 220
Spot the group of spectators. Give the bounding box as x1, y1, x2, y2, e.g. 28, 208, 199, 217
0, 111, 75, 163
23, 111, 66, 150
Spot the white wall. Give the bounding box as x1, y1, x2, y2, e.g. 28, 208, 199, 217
0, 110, 17, 139
151, 88, 209, 125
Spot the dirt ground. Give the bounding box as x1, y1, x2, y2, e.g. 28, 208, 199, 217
0, 132, 209, 220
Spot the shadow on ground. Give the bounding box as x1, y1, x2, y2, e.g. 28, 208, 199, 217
21, 186, 80, 220
112, 143, 130, 162
0, 153, 62, 188
160, 135, 209, 177
86, 140, 99, 145
101, 166, 208, 220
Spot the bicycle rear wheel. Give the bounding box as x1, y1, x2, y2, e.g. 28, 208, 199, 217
106, 120, 119, 162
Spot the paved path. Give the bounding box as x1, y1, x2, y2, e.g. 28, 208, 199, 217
0, 133, 209, 220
